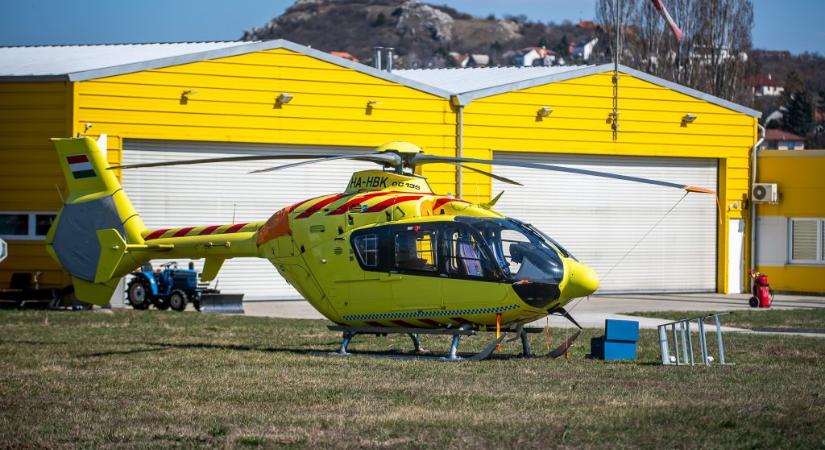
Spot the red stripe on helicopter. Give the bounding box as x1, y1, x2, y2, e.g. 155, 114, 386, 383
433, 197, 469, 211
326, 191, 392, 215
364, 195, 424, 213
198, 225, 221, 235
145, 229, 169, 240
287, 196, 319, 213
296, 193, 349, 219
225, 223, 248, 233
173, 227, 195, 237
66, 154, 89, 164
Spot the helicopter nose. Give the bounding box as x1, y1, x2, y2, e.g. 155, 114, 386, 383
566, 260, 599, 298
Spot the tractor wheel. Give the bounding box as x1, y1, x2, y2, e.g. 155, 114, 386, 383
127, 279, 151, 310
749, 296, 759, 308
169, 290, 187, 312
154, 296, 171, 311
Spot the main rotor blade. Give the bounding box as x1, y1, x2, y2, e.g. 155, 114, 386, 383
110, 152, 398, 170
412, 154, 714, 194
459, 164, 522, 186
250, 152, 402, 174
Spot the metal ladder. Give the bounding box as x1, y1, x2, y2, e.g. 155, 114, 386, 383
658, 312, 732, 366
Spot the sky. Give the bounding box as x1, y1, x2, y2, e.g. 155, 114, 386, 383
0, 0, 822, 55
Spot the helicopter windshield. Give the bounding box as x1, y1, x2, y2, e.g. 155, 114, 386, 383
456, 217, 565, 285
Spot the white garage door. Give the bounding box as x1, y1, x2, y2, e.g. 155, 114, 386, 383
491, 152, 718, 293
123, 139, 375, 299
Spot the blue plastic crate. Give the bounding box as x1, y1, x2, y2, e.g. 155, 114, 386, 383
590, 319, 639, 361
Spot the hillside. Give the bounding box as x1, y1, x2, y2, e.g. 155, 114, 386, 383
241, 0, 597, 68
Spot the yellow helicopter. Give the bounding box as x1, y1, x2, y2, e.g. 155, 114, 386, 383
46, 136, 713, 360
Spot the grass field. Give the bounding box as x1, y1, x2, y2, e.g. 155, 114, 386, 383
1, 310, 824, 449
631, 308, 825, 331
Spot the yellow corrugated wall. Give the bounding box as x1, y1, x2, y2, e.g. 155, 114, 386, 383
459, 71, 757, 293
756, 150, 825, 293
74, 48, 456, 193
0, 82, 72, 287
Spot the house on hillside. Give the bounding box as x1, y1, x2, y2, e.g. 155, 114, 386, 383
761, 129, 805, 150
512, 47, 559, 67
751, 74, 784, 97
577, 20, 597, 30
330, 51, 359, 63
449, 52, 490, 68
571, 38, 599, 62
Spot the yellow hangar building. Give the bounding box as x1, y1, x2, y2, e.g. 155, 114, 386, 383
0, 39, 762, 300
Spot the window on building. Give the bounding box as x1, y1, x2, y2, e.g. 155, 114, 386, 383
789, 218, 824, 263
0, 212, 56, 240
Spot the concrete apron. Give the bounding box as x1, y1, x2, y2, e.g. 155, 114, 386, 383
240, 293, 825, 336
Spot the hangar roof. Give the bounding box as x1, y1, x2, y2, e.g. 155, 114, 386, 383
394, 66, 594, 95
0, 40, 453, 98
0, 40, 759, 117
395, 64, 761, 117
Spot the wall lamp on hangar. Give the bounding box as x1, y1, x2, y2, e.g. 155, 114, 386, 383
275, 93, 294, 108
366, 100, 381, 115
681, 113, 698, 127
180, 89, 198, 105
536, 106, 553, 121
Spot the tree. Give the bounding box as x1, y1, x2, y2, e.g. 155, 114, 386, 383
782, 72, 815, 137
594, 0, 754, 104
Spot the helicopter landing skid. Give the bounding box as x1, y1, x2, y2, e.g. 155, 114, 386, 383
328, 324, 510, 361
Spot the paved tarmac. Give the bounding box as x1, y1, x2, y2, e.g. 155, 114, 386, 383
242, 293, 825, 331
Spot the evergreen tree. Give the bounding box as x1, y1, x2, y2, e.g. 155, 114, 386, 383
782, 71, 815, 137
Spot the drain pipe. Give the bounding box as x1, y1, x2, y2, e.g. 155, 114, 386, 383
385, 47, 394, 73
455, 98, 464, 198
373, 46, 384, 70
749, 124, 766, 287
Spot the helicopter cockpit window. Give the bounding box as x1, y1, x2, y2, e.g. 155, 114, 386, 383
394, 228, 437, 272
457, 217, 565, 285
353, 234, 379, 267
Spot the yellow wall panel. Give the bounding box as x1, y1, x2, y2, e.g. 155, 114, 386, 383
0, 82, 71, 287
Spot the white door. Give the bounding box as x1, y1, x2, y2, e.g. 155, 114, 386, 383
491, 152, 718, 293
728, 219, 744, 294
122, 139, 375, 299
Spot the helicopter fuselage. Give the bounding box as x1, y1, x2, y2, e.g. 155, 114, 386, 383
148, 169, 598, 328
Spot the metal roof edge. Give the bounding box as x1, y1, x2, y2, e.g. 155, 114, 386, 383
60, 39, 451, 99
454, 65, 608, 105
616, 65, 762, 118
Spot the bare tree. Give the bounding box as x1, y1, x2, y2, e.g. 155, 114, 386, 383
595, 0, 753, 104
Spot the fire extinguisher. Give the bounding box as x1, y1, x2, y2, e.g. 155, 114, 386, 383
749, 270, 772, 308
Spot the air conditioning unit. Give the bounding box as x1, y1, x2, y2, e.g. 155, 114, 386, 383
752, 183, 778, 204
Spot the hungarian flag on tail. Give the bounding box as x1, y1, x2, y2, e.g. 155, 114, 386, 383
66, 154, 96, 179
650, 0, 684, 42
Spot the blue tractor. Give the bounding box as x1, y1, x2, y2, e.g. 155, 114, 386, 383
126, 261, 217, 311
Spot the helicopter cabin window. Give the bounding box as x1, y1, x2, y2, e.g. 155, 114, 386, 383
353, 234, 379, 267
444, 230, 489, 278
394, 227, 437, 272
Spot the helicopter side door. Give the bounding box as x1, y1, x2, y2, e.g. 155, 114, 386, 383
385, 224, 443, 312
439, 222, 509, 310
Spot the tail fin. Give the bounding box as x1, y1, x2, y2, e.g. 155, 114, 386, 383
46, 136, 149, 305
